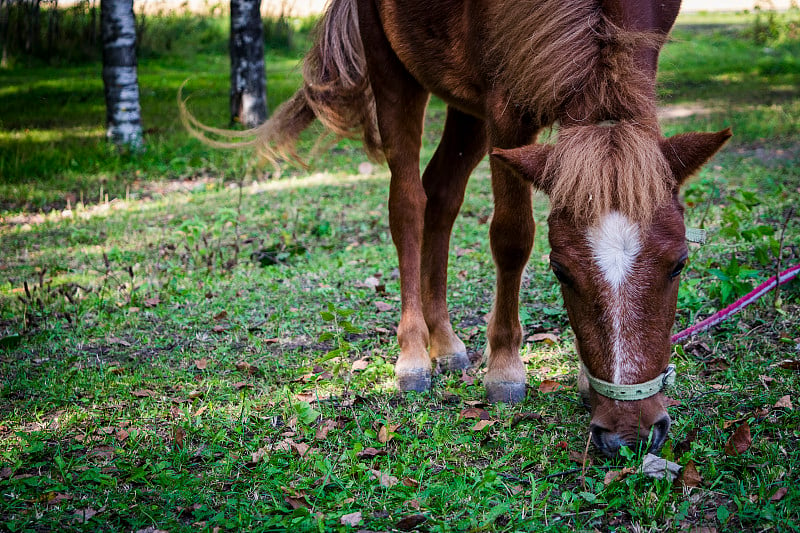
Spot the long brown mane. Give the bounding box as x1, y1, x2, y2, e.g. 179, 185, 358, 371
486, 0, 671, 223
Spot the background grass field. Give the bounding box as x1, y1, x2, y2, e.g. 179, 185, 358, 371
1, 6, 799, 532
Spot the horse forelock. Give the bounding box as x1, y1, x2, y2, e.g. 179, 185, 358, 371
546, 121, 671, 225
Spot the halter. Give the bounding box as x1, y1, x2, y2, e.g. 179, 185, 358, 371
581, 363, 676, 401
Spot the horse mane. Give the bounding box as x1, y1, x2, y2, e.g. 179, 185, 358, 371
486, 0, 671, 223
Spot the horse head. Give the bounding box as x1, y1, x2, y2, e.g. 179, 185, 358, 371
492, 125, 731, 456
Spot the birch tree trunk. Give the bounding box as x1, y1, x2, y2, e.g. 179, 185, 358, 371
230, 0, 267, 127
101, 0, 143, 149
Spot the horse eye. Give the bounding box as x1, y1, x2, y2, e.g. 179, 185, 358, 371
551, 263, 572, 285
670, 260, 686, 280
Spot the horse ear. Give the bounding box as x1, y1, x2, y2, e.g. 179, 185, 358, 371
490, 144, 554, 192
660, 128, 732, 188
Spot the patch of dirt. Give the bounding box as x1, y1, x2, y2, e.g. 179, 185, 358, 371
658, 104, 714, 120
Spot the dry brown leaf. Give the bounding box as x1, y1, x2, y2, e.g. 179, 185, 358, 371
194, 358, 208, 370
681, 460, 703, 487
538, 380, 565, 393
471, 420, 495, 432
292, 441, 312, 458
770, 487, 788, 502
528, 332, 559, 344
193, 405, 208, 417
173, 427, 186, 450
231, 381, 252, 390
725, 421, 752, 456
357, 447, 386, 458
131, 389, 154, 398
511, 412, 543, 427
460, 369, 475, 385
396, 514, 427, 531
213, 310, 228, 321
285, 495, 311, 510
374, 301, 393, 312
402, 477, 420, 488
569, 450, 593, 466
406, 498, 421, 509
776, 359, 800, 370
315, 419, 337, 441
250, 447, 268, 464
370, 469, 399, 487
774, 395, 793, 409
603, 467, 635, 486
236, 361, 256, 375
212, 324, 229, 333
340, 511, 362, 526
352, 358, 370, 371
378, 424, 400, 444
460, 408, 490, 420
143, 297, 160, 308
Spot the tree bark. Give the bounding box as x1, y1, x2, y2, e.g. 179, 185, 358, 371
100, 0, 143, 149
230, 0, 268, 127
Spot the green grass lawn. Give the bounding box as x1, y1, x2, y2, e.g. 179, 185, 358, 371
1, 8, 799, 533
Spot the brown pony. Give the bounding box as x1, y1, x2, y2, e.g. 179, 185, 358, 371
182, 0, 731, 456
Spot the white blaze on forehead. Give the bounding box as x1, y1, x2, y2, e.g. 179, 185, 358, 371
586, 211, 642, 384
587, 211, 642, 289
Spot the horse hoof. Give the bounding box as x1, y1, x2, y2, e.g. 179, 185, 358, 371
396, 369, 432, 392
485, 381, 527, 403
436, 352, 471, 373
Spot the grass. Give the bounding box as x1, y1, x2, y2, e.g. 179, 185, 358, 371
1, 8, 800, 533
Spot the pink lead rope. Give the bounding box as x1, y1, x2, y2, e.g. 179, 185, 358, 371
671, 264, 800, 343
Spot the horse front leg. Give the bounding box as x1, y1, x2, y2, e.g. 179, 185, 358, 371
421, 107, 488, 373
484, 155, 535, 403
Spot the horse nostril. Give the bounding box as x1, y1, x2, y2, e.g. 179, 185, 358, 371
590, 424, 626, 456
649, 416, 671, 453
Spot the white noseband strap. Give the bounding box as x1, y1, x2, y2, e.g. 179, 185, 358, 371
582, 363, 676, 401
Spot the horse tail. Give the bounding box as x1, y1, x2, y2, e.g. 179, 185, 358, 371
179, 0, 382, 164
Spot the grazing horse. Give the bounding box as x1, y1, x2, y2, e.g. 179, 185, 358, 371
183, 0, 731, 456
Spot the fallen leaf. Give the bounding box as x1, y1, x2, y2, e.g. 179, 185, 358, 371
604, 467, 635, 486
664, 397, 682, 407
116, 428, 129, 442
402, 477, 419, 488
315, 419, 337, 441
528, 332, 559, 344
556, 441, 568, 450
460, 407, 490, 420
681, 460, 703, 488
292, 441, 312, 458
0, 467, 13, 479
396, 514, 427, 531
143, 297, 160, 308
774, 395, 793, 409
725, 422, 752, 456
340, 511, 362, 526
770, 487, 788, 502
231, 381, 252, 389
406, 498, 421, 509
460, 369, 475, 385
213, 310, 228, 321
352, 358, 370, 371
370, 469, 399, 487
538, 380, 565, 393
374, 301, 393, 312
285, 495, 311, 510
73, 507, 102, 523
194, 358, 208, 370
357, 447, 387, 458
471, 420, 496, 432
378, 424, 400, 444
250, 447, 268, 464
776, 359, 800, 370
107, 336, 131, 347
193, 405, 208, 417
569, 450, 593, 466
235, 361, 255, 375
212, 324, 229, 333
639, 453, 681, 482
173, 427, 186, 450
131, 389, 154, 398
511, 412, 543, 427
